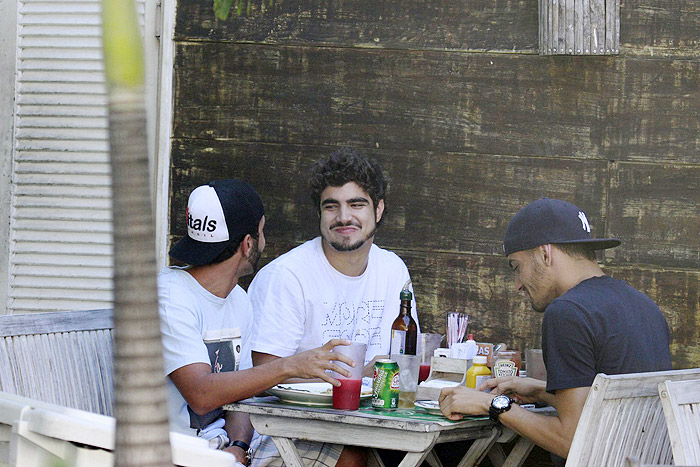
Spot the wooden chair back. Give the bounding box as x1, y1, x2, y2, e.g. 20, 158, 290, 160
1, 392, 237, 467
566, 368, 700, 466
0, 310, 114, 416
658, 379, 700, 466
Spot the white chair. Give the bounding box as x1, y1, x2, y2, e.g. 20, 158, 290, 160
0, 397, 27, 466
566, 368, 700, 466
1, 391, 237, 467
658, 379, 700, 466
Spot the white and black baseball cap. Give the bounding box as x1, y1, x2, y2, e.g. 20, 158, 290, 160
503, 198, 621, 256
169, 179, 264, 266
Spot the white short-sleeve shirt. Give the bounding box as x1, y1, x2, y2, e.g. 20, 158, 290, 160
248, 237, 419, 365
158, 266, 253, 435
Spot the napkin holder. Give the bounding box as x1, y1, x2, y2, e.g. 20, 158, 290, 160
416, 356, 469, 401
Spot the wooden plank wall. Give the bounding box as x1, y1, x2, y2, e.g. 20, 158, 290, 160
170, 0, 700, 369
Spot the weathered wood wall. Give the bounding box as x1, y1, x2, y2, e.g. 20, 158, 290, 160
170, 0, 700, 369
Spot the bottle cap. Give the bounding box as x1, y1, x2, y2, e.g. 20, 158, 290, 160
473, 355, 488, 365
400, 289, 412, 300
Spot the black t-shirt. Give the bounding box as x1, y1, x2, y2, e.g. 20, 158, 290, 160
541, 275, 671, 466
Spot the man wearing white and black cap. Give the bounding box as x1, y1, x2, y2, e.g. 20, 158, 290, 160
158, 180, 355, 466
439, 198, 671, 466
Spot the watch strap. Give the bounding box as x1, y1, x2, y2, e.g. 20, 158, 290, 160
229, 440, 250, 451
229, 440, 252, 466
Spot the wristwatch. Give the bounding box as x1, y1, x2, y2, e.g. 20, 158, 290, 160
489, 394, 513, 422
229, 440, 252, 466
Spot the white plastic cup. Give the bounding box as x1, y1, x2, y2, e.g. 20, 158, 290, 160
331, 342, 366, 410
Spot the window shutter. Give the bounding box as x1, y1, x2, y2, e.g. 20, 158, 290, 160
9, 0, 147, 313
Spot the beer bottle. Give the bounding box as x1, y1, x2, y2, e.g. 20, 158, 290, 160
390, 285, 417, 355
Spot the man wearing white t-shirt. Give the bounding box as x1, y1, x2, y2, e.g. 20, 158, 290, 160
248, 149, 420, 466
159, 180, 355, 466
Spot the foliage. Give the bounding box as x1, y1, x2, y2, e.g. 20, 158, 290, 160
214, 0, 275, 20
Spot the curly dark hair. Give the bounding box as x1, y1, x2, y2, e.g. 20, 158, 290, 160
309, 147, 388, 223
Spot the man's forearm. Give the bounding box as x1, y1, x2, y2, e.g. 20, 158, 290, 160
499, 406, 573, 458
252, 351, 322, 384
174, 359, 297, 414
500, 386, 589, 460
224, 411, 253, 444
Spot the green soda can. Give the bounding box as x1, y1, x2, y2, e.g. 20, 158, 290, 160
372, 359, 399, 410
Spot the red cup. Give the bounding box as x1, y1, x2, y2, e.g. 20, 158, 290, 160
332, 378, 363, 410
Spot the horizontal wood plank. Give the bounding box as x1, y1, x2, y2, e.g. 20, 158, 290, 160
226, 243, 698, 369
174, 0, 700, 58
175, 0, 538, 52
173, 44, 700, 164
607, 162, 700, 269
0, 309, 113, 337
169, 140, 612, 258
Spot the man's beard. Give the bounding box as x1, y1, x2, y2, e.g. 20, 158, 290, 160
528, 258, 552, 313
248, 238, 262, 272
327, 222, 377, 252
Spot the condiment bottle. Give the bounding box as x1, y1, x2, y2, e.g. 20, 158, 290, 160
466, 355, 491, 389
492, 350, 522, 378
464, 333, 477, 360
390, 285, 417, 355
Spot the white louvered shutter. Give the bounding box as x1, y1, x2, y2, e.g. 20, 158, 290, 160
9, 0, 147, 314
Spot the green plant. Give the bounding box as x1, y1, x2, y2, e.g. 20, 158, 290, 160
214, 0, 275, 21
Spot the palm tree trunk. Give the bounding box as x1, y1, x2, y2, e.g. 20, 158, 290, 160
102, 0, 173, 464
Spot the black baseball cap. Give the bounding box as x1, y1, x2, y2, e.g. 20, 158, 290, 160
503, 198, 621, 256
169, 180, 264, 266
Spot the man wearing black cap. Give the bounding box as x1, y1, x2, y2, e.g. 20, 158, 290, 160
439, 198, 671, 465
159, 180, 354, 465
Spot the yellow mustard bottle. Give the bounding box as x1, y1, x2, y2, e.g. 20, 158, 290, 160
466, 355, 491, 389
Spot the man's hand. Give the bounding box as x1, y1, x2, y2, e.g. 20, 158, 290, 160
223, 444, 248, 465
438, 386, 494, 421
363, 354, 388, 378
478, 376, 548, 405
282, 339, 354, 385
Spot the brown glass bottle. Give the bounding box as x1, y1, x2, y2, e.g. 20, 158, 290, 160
390, 289, 417, 355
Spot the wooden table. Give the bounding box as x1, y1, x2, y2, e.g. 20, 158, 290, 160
224, 397, 554, 467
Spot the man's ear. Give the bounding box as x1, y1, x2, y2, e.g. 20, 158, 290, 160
375, 199, 385, 223
540, 244, 553, 266
240, 234, 254, 258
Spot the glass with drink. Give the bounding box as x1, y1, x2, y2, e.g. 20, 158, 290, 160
331, 342, 367, 410
392, 353, 420, 409
418, 333, 442, 382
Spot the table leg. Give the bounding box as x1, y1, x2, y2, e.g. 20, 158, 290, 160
368, 448, 386, 467
270, 437, 304, 467
501, 437, 535, 467
487, 444, 507, 467
455, 427, 500, 467
397, 450, 432, 467
425, 448, 445, 467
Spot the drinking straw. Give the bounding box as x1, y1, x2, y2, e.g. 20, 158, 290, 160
446, 311, 470, 348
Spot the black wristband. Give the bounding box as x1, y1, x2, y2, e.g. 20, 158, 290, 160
229, 440, 252, 466
229, 440, 250, 451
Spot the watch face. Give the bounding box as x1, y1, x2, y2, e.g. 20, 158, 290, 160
492, 394, 511, 410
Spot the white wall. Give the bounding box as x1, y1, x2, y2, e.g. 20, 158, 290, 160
0, 0, 19, 315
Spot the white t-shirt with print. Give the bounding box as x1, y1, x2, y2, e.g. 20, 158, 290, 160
248, 237, 419, 365
158, 266, 253, 435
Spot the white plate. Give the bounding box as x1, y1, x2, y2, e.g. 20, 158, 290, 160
414, 400, 443, 415
268, 382, 373, 407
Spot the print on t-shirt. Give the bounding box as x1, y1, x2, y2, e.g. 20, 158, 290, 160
321, 299, 385, 357
188, 328, 242, 430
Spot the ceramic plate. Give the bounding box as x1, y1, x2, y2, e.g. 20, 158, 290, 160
414, 400, 443, 416
268, 382, 373, 407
